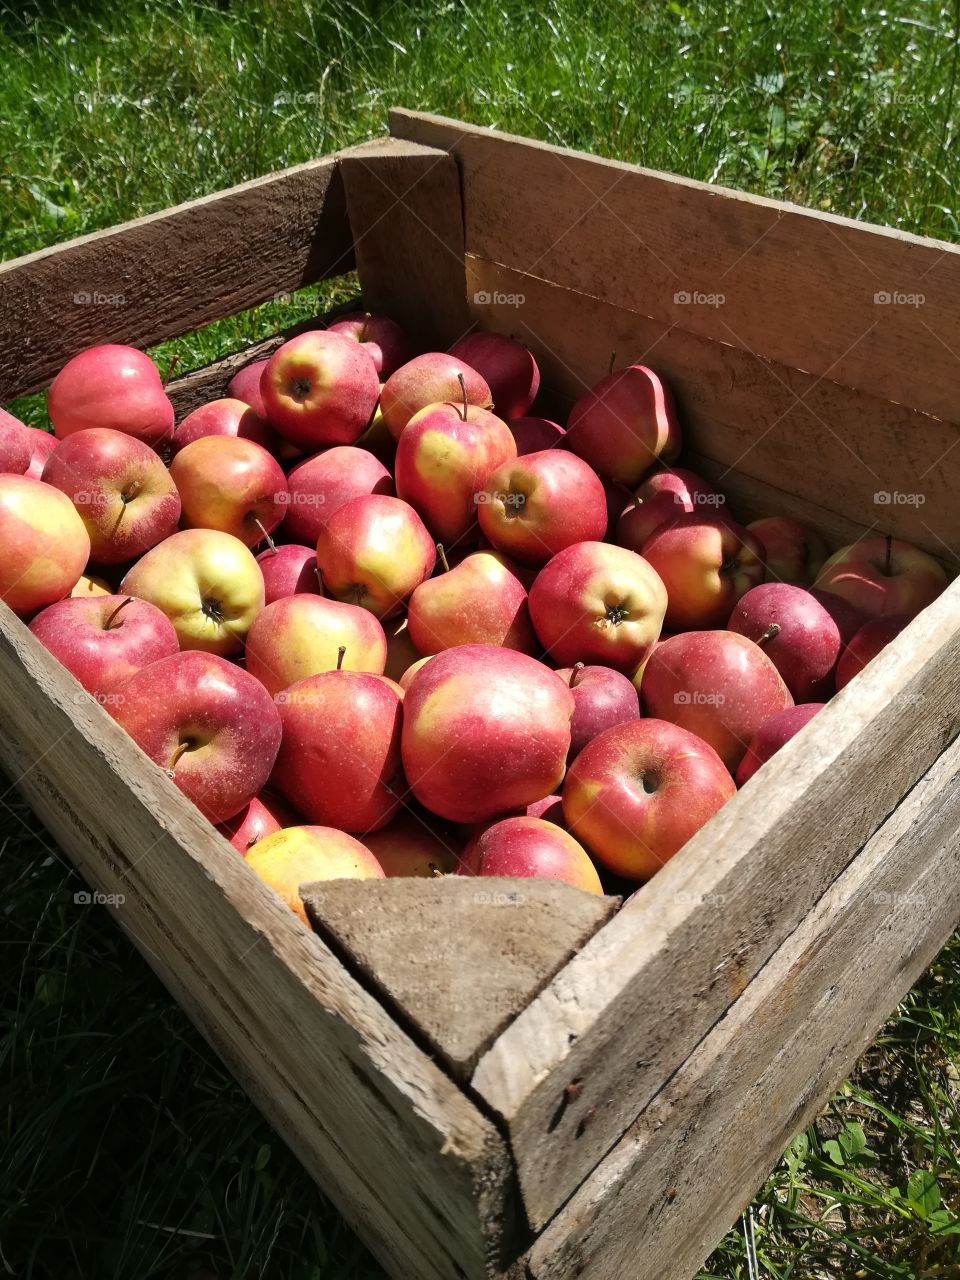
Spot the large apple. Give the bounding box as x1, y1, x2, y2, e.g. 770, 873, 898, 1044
110, 650, 282, 822
477, 449, 608, 566
813, 536, 947, 620
0, 475, 91, 615
120, 528, 264, 655
736, 702, 824, 786
363, 812, 460, 877
169, 397, 278, 457
245, 826, 383, 924
0, 407, 31, 474
508, 416, 565, 454
727, 582, 843, 701
255, 543, 321, 605
563, 718, 735, 879
380, 353, 492, 440
615, 467, 722, 554
170, 436, 288, 547
402, 645, 574, 823
316, 494, 435, 619
641, 630, 794, 772
259, 330, 380, 449
29, 594, 179, 697
555, 663, 641, 761
327, 311, 412, 378
24, 427, 57, 479
48, 344, 174, 448
42, 427, 181, 565
835, 614, 911, 690
406, 549, 536, 655
226, 358, 269, 418
449, 333, 540, 419
283, 445, 394, 545
461, 817, 603, 894
565, 364, 680, 486
747, 515, 828, 586
642, 513, 765, 630
528, 541, 667, 673
245, 594, 386, 696
216, 790, 298, 854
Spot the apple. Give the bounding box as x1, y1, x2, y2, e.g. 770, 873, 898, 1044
747, 515, 828, 586
835, 614, 912, 690
326, 310, 412, 378
402, 645, 574, 823
216, 790, 299, 854
245, 826, 383, 923
461, 816, 602, 894
449, 333, 540, 418
363, 812, 460, 877
727, 583, 843, 702
169, 397, 278, 457
170, 436, 288, 548
394, 398, 517, 546
71, 573, 113, 599
0, 475, 91, 615
227, 358, 269, 418
563, 718, 735, 879
283, 445, 394, 546
616, 467, 723, 553
642, 513, 765, 630
109, 650, 282, 822
555, 663, 641, 761
641, 630, 794, 772
29, 594, 179, 696
810, 588, 869, 645
477, 449, 608, 566
0, 406, 31, 474
528, 541, 667, 674
120, 528, 264, 655
42, 427, 181, 565
380, 353, 492, 440
255, 543, 321, 606
245, 594, 386, 696
509, 416, 565, 454
565, 364, 680, 486
406, 549, 536, 655
813, 535, 947, 620
736, 703, 825, 786
316, 494, 435, 619
259, 330, 380, 449
24, 427, 56, 479
48, 344, 174, 448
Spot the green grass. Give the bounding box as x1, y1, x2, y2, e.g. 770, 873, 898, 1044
1, 1, 959, 1276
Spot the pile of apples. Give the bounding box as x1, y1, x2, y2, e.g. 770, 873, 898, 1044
0, 313, 949, 923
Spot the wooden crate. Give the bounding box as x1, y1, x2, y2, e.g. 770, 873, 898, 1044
2, 110, 960, 1280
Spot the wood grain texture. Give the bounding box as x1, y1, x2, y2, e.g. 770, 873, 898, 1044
459, 258, 960, 562
340, 137, 471, 350
304, 877, 619, 1079
0, 603, 518, 1280
522, 734, 960, 1279
391, 109, 960, 423
0, 157, 354, 401
472, 576, 960, 1229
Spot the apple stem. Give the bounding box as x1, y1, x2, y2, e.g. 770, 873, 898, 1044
314, 565, 324, 591
608, 351, 617, 376
456, 371, 468, 422
436, 542, 450, 574
104, 596, 135, 630
253, 518, 276, 553
162, 354, 180, 387
570, 661, 585, 687
336, 645, 346, 671
757, 623, 781, 645
885, 533, 892, 576
167, 740, 191, 775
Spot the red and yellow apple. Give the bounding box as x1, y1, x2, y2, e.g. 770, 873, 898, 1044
642, 513, 765, 630
747, 515, 828, 586
48, 344, 174, 448
380, 353, 491, 440
316, 494, 435, 619
813, 536, 947, 620
216, 790, 299, 854
244, 594, 386, 695
259, 330, 380, 449
461, 816, 602, 894
170, 435, 288, 547
406, 550, 536, 655
616, 467, 722, 553
283, 445, 394, 545
246, 826, 384, 924
0, 475, 91, 615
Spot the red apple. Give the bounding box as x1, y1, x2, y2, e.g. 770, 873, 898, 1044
616, 468, 723, 553
406, 549, 536, 655
0, 475, 91, 615
216, 790, 299, 854
735, 703, 824, 786
283, 445, 394, 545
245, 594, 386, 696
316, 494, 436, 619
509, 416, 565, 454
48, 344, 174, 448
810, 588, 869, 645
727, 583, 843, 702
461, 817, 602, 894
326, 310, 412, 378
555, 663, 641, 761
24, 427, 56, 479
380, 353, 492, 440
245, 826, 383, 923
566, 364, 680, 486
227, 358, 269, 418
0, 406, 31, 474
642, 513, 765, 630
449, 333, 540, 419
170, 435, 288, 547
813, 536, 947, 620
255, 543, 321, 605
835, 614, 912, 690
362, 812, 460, 877
259, 330, 380, 449
563, 719, 735, 879
169, 397, 278, 457
747, 515, 828, 586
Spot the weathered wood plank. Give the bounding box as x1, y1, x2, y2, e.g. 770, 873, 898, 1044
523, 733, 960, 1279
472, 576, 960, 1229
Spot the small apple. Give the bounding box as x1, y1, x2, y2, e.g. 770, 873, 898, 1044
283, 445, 394, 546
169, 397, 278, 457
508, 416, 565, 454
642, 513, 765, 630
736, 703, 824, 786
0, 406, 31, 474
255, 543, 321, 606
48, 344, 174, 448
245, 594, 386, 696
727, 582, 842, 702
813, 535, 947, 620
326, 310, 413, 378
566, 364, 680, 486
316, 494, 435, 619
246, 826, 384, 924
0, 475, 91, 615
449, 333, 540, 418
616, 467, 723, 553
835, 614, 912, 690
461, 817, 602, 894
747, 515, 828, 586
24, 427, 57, 479
216, 790, 299, 854
406, 548, 536, 655
170, 436, 288, 548
260, 330, 380, 449
360, 812, 460, 877
227, 358, 269, 418
555, 663, 641, 761
380, 353, 491, 440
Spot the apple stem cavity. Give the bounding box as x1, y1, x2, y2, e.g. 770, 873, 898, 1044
104, 596, 135, 630
436, 542, 450, 574
570, 662, 586, 688
456, 372, 468, 422
757, 622, 781, 645
336, 645, 346, 671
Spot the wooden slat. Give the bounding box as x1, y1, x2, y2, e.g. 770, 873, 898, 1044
0, 157, 354, 400
0, 604, 518, 1280
471, 576, 960, 1229
391, 109, 960, 423
523, 734, 960, 1279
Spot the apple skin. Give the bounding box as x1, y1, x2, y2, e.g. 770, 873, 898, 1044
109, 650, 282, 823
41, 427, 181, 566
555, 664, 641, 761
566, 364, 680, 486
394, 401, 517, 546
727, 583, 842, 702
245, 594, 386, 696
509, 417, 565, 454
48, 344, 174, 448
226, 359, 269, 419
380, 354, 492, 441
735, 703, 824, 786
120, 528, 264, 656
255, 543, 321, 605
316, 494, 436, 619
477, 449, 608, 566
747, 516, 828, 586
835, 614, 912, 690
563, 718, 735, 880
0, 407, 31, 474
528, 541, 668, 674
29, 594, 179, 697
449, 333, 540, 419
215, 790, 298, 854
642, 513, 766, 630
362, 812, 460, 877
169, 397, 278, 458
401, 644, 575, 823
246, 826, 383, 924
813, 537, 947, 620
326, 311, 413, 379
460, 817, 603, 894
259, 330, 380, 450
283, 445, 394, 545
810, 588, 869, 645
0, 475, 91, 615
24, 427, 57, 480
270, 671, 404, 833
641, 630, 794, 773
616, 468, 722, 554
407, 550, 536, 655
170, 435, 289, 547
